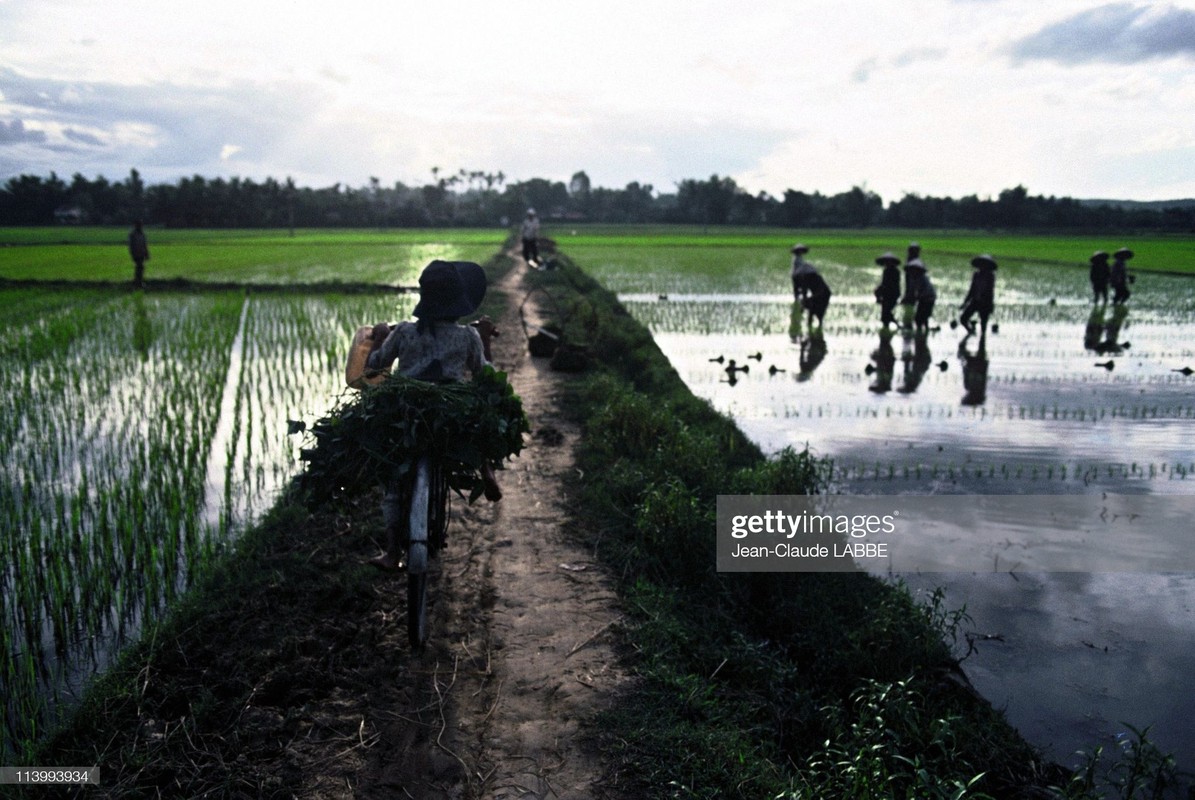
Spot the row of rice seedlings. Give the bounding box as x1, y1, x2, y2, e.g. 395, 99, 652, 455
995, 404, 1195, 421
0, 290, 242, 757
764, 397, 1195, 423
207, 292, 410, 532
829, 460, 1195, 483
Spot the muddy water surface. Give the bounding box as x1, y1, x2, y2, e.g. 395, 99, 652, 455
619, 273, 1195, 777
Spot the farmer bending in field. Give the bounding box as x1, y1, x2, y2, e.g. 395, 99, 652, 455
790, 243, 832, 328
959, 254, 997, 341
364, 259, 502, 570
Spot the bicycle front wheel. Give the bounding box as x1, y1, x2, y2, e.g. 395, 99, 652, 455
406, 456, 432, 649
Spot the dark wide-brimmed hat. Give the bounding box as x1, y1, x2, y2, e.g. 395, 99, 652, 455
875, 251, 901, 266
1114, 247, 1134, 260
791, 242, 809, 254
905, 258, 926, 271
907, 241, 921, 251
412, 260, 487, 320
1090, 250, 1110, 263
971, 254, 997, 270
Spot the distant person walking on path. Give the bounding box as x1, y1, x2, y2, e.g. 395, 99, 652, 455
1110, 247, 1134, 305
520, 208, 540, 266
1089, 250, 1110, 305
902, 258, 936, 332
959, 254, 997, 340
128, 221, 149, 288
874, 251, 902, 329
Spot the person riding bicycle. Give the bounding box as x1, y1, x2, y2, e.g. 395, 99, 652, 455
364, 259, 502, 570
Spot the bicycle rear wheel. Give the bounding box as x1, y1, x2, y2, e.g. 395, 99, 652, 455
406, 456, 432, 648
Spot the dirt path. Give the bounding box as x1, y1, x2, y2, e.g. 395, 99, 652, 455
315, 255, 631, 799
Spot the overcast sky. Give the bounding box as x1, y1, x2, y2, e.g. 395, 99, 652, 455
1, 0, 1193, 202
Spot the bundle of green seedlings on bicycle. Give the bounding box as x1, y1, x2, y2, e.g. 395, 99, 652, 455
293, 365, 529, 506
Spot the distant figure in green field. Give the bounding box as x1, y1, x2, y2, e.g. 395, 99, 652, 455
1089, 250, 1110, 305
959, 254, 997, 341
1110, 247, 1134, 305
128, 221, 149, 288
873, 251, 902, 329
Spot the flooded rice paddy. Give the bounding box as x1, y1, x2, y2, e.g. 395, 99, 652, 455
609, 252, 1195, 778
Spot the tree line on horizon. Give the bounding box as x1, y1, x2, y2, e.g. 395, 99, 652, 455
2, 168, 1192, 233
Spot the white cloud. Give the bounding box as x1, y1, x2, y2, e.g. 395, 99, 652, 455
0, 0, 1192, 200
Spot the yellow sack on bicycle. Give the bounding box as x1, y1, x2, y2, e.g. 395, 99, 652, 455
345, 325, 389, 389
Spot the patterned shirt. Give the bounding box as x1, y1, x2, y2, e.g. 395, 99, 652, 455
366, 320, 486, 382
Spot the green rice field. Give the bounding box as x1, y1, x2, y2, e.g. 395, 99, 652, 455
0, 227, 501, 284
0, 228, 503, 757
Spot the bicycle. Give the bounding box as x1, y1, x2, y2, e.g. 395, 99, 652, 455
345, 326, 451, 648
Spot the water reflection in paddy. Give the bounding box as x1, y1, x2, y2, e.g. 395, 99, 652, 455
620, 287, 1195, 775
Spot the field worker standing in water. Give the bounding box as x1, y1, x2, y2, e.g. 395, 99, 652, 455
959, 254, 997, 340
128, 220, 149, 288
1111, 247, 1134, 305
902, 258, 936, 332
520, 208, 540, 266
903, 241, 921, 301
364, 259, 502, 570
1089, 251, 1110, 304
874, 252, 902, 329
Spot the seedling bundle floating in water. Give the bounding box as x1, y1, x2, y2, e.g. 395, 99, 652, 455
294, 366, 529, 505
